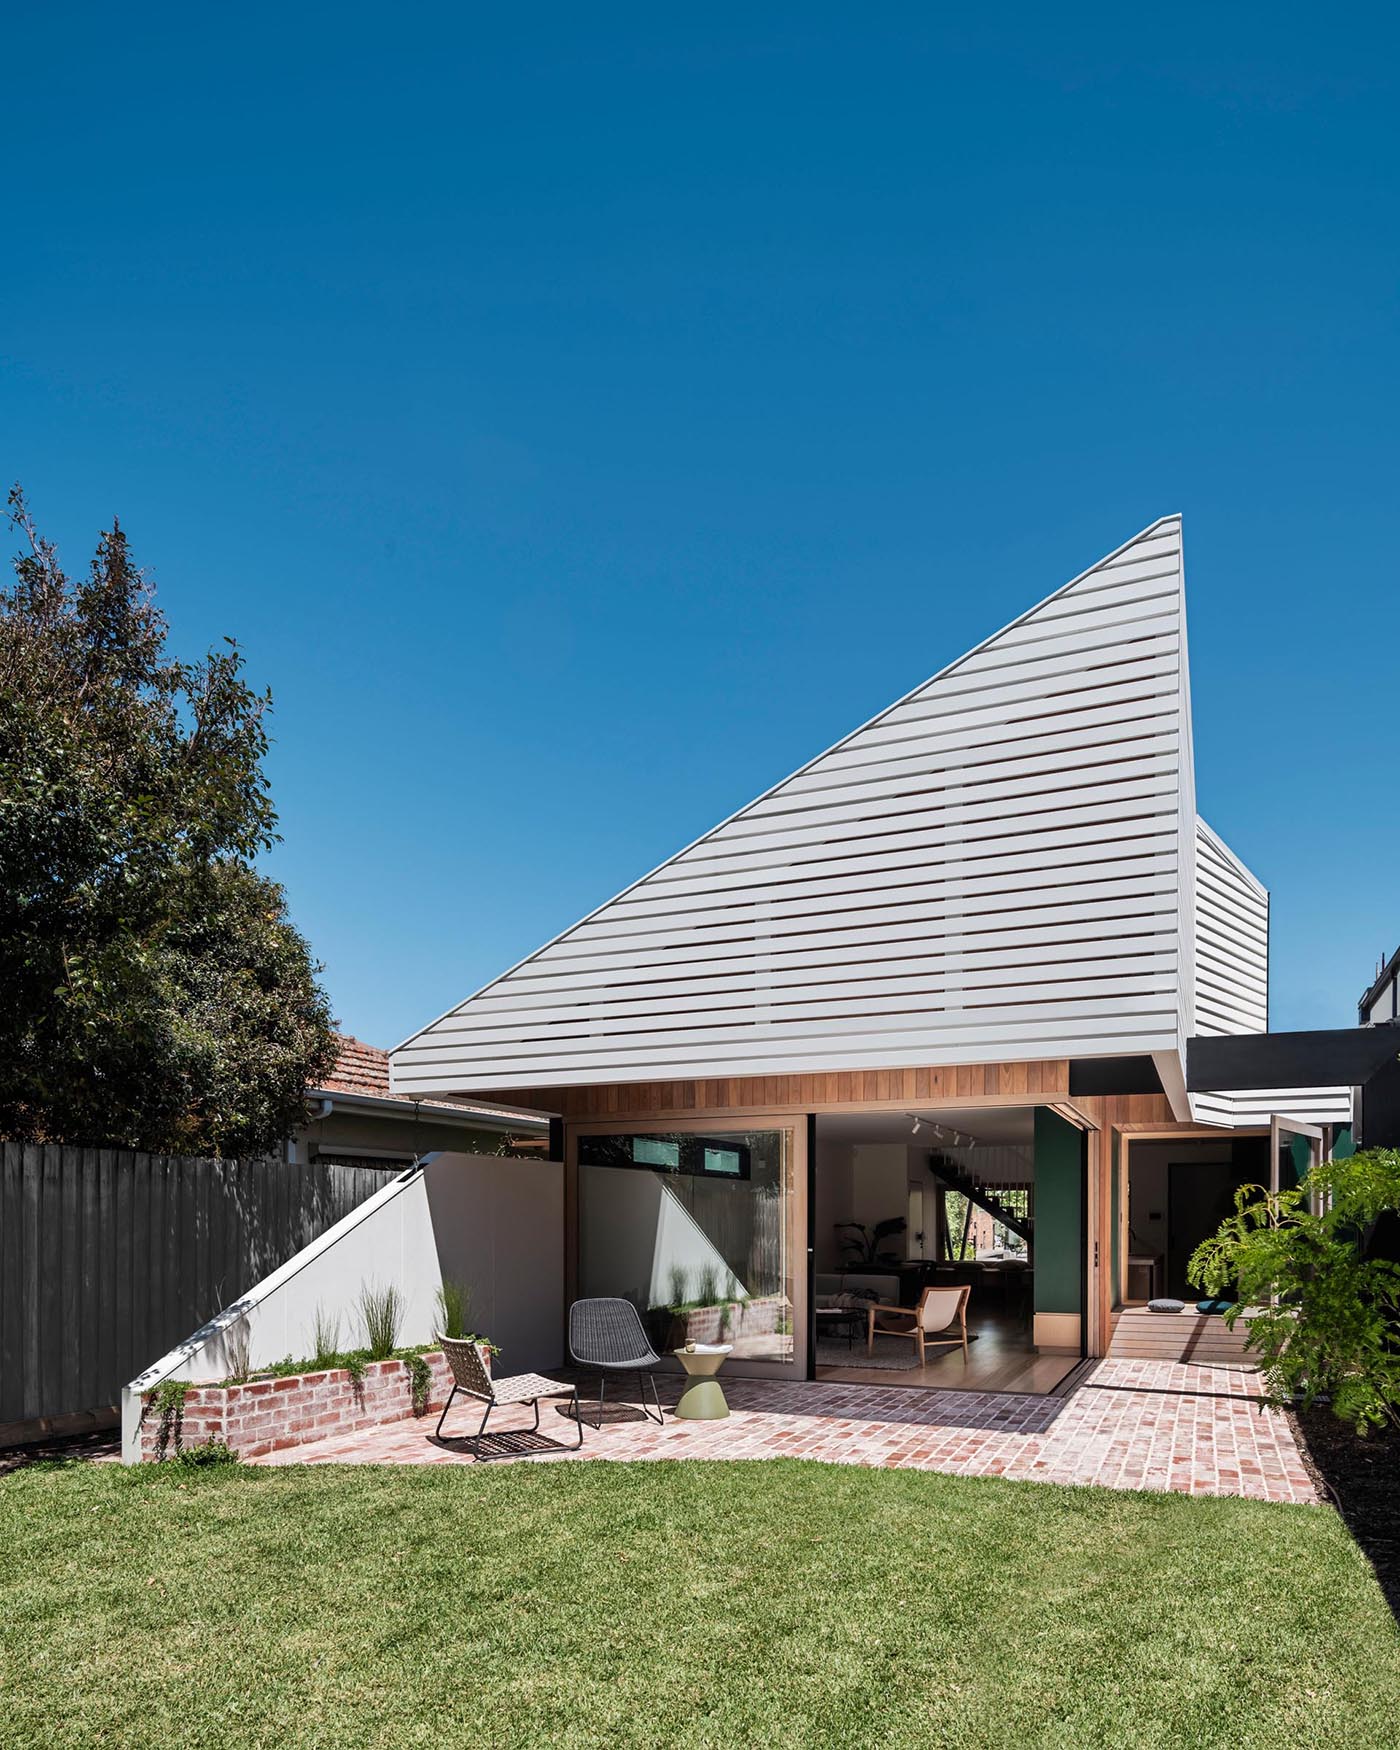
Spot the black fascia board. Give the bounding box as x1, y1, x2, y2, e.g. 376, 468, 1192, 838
1187, 1027, 1400, 1092
1068, 1057, 1164, 1097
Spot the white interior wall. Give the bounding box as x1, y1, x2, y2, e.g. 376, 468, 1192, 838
817, 1142, 921, 1268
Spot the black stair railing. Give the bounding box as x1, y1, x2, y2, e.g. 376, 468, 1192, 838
927, 1156, 1034, 1244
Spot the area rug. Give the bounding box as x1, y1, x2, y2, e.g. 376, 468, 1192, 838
816, 1340, 917, 1370
815, 1334, 980, 1371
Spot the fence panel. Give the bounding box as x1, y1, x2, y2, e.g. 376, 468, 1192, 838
0, 1144, 398, 1438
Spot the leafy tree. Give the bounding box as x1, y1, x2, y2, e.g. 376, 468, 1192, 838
1189, 1149, 1400, 1433
0, 488, 337, 1154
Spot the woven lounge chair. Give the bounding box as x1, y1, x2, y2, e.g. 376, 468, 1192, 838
866, 1283, 971, 1365
434, 1332, 582, 1458
568, 1297, 666, 1426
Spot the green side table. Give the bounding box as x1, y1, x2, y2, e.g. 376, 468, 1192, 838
673, 1344, 733, 1420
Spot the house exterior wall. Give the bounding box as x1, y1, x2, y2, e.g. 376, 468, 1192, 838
393, 518, 1197, 1098
1192, 820, 1268, 1039
549, 1064, 1176, 1366
1187, 820, 1352, 1128
292, 1107, 524, 1163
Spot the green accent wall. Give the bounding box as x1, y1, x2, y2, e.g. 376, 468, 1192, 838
1034, 1108, 1084, 1316
1333, 1124, 1356, 1160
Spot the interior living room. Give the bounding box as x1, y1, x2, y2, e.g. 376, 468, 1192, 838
813, 1107, 1084, 1395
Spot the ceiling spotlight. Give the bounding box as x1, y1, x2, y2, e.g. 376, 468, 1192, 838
909, 1116, 923, 1136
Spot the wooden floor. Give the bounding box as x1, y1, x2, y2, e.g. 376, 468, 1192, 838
816, 1313, 1083, 1396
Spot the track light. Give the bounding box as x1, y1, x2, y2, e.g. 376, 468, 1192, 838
909, 1116, 923, 1136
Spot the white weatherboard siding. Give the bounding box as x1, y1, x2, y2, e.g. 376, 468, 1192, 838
1192, 821, 1268, 1039
394, 518, 1195, 1096
1186, 821, 1353, 1129
1190, 1086, 1354, 1128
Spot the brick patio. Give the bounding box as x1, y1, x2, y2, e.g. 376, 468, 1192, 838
252, 1358, 1319, 1504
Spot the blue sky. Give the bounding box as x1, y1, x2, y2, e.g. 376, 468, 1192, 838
4, 6, 1397, 1044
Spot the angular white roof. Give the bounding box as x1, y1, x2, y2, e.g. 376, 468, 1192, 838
394, 517, 1198, 1095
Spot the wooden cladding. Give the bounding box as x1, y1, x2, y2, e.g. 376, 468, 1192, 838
470, 1062, 1176, 1125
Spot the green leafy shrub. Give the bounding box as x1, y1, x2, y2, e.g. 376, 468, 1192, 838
174, 1439, 239, 1468
358, 1283, 403, 1359
149, 1379, 190, 1461
1190, 1148, 1400, 1433
434, 1280, 471, 1340
406, 1353, 433, 1416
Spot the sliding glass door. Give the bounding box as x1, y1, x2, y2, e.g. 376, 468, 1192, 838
574, 1123, 797, 1368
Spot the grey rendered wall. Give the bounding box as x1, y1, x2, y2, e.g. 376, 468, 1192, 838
424, 1153, 564, 1374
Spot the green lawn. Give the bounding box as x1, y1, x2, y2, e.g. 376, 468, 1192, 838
3, 1459, 1397, 1749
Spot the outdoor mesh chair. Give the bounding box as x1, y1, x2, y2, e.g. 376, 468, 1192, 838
434, 1333, 582, 1458
568, 1297, 666, 1426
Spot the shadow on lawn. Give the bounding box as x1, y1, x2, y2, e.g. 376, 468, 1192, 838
1296, 1410, 1400, 1624
0, 1428, 120, 1475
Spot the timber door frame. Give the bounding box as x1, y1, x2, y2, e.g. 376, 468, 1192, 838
1111, 1124, 1270, 1315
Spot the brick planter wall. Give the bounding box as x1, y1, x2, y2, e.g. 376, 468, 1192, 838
137, 1350, 466, 1462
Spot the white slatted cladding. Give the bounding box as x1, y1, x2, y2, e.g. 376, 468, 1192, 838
393, 517, 1193, 1095
1186, 821, 1353, 1128
1191, 1088, 1354, 1127
1192, 821, 1268, 1038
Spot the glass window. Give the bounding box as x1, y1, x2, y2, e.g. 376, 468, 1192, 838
577, 1128, 793, 1363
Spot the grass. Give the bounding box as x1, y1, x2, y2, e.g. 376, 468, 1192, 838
2, 1459, 1398, 1748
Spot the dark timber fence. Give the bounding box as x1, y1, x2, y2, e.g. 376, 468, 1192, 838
0, 1143, 399, 1443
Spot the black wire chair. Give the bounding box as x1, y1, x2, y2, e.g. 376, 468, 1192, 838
568, 1297, 666, 1427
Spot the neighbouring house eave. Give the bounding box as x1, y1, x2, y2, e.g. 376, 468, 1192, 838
306, 1086, 548, 1134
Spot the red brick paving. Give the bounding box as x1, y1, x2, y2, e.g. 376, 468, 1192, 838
252, 1359, 1318, 1504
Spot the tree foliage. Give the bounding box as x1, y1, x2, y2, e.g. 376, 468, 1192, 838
1189, 1149, 1400, 1433
0, 488, 337, 1154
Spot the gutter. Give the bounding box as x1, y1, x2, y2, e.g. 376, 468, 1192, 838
305, 1087, 548, 1135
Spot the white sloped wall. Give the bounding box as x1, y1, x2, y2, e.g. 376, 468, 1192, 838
394, 517, 1195, 1094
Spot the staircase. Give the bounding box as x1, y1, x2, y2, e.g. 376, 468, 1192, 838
927, 1154, 1033, 1244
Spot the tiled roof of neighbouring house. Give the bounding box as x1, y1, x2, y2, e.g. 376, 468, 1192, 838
313, 1034, 546, 1127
